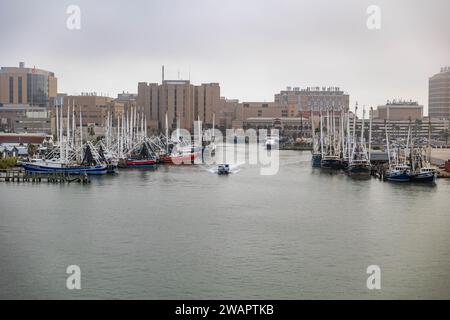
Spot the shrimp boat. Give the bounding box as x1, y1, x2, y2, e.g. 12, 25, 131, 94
347, 159, 371, 177
411, 167, 437, 183
321, 155, 342, 169
345, 105, 372, 177
311, 153, 322, 167
22, 160, 107, 175
162, 145, 202, 164
319, 109, 342, 169
385, 164, 413, 182
121, 141, 158, 168
22, 144, 107, 175
310, 110, 322, 167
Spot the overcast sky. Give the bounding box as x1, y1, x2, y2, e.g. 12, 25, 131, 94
1, 0, 449, 114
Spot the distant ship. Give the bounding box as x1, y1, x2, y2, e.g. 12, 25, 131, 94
265, 136, 279, 150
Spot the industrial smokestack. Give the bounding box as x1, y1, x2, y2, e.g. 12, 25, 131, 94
162, 65, 165, 83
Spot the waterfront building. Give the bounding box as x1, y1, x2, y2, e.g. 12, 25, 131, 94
429, 67, 450, 120
374, 100, 423, 121
0, 62, 57, 133
360, 117, 449, 140
274, 86, 349, 113
60, 93, 113, 127
137, 80, 220, 132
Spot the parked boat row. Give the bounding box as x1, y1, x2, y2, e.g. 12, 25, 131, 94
20, 103, 210, 175
311, 104, 437, 184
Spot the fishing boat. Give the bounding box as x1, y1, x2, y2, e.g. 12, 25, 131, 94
22, 159, 107, 175
121, 141, 158, 168
125, 158, 158, 168
310, 110, 322, 167
385, 164, 413, 182
321, 155, 342, 169
347, 106, 371, 177
411, 167, 437, 183
163, 145, 201, 164
311, 153, 322, 167
347, 159, 371, 177
319, 109, 342, 170
22, 144, 107, 175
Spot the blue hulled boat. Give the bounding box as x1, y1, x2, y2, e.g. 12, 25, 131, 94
311, 153, 322, 167
385, 165, 413, 182
22, 160, 107, 175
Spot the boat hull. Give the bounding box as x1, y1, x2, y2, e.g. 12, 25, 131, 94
125, 159, 158, 168
23, 163, 107, 175
411, 172, 436, 183
385, 172, 412, 182
347, 164, 371, 177
311, 154, 322, 167
321, 158, 341, 169
163, 152, 199, 164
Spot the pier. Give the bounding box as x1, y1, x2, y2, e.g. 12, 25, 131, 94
0, 168, 90, 184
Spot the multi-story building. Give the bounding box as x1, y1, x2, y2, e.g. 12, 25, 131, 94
429, 67, 450, 120
0, 62, 57, 133
57, 93, 113, 127
137, 80, 220, 132
374, 100, 423, 121
274, 86, 349, 113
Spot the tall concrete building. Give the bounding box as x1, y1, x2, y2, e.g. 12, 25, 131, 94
274, 86, 349, 113
60, 93, 113, 127
0, 62, 57, 133
429, 67, 450, 119
137, 80, 220, 132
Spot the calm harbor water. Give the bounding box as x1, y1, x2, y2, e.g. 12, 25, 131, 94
1, 144, 449, 299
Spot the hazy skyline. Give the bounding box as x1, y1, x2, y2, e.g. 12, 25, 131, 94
1, 0, 449, 114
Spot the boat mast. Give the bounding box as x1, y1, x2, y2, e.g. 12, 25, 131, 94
369, 107, 373, 162
165, 112, 169, 154
320, 110, 324, 157
310, 109, 315, 152
351, 103, 358, 160
385, 119, 391, 167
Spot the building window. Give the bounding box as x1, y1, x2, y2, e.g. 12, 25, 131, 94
18, 77, 22, 104
262, 103, 268, 108
257, 110, 262, 117
9, 77, 14, 103
244, 103, 249, 108
282, 110, 288, 117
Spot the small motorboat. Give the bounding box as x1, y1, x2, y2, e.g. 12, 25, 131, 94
217, 164, 230, 175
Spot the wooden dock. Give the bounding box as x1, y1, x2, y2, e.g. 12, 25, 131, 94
0, 168, 90, 184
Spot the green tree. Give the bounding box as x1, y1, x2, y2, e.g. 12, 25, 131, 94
27, 144, 38, 158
